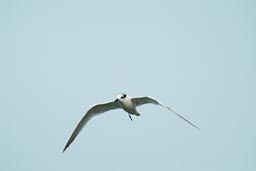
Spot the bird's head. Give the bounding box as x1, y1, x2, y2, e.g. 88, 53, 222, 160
114, 93, 127, 103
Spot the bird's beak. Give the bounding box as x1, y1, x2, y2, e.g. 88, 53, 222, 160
114, 99, 119, 103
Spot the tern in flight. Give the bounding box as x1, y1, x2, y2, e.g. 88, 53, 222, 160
62, 94, 199, 153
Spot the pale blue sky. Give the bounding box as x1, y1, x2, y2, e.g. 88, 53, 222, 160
1, 0, 256, 170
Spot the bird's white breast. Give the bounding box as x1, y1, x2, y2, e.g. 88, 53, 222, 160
118, 98, 137, 115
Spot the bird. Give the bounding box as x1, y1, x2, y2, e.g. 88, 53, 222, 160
62, 94, 199, 153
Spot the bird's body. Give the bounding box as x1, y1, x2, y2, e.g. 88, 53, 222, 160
117, 96, 140, 116
62, 94, 199, 153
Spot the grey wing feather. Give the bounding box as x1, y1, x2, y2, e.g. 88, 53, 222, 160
62, 101, 120, 153
131, 96, 161, 106
131, 96, 200, 130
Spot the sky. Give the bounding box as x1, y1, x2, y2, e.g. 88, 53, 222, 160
1, 0, 256, 170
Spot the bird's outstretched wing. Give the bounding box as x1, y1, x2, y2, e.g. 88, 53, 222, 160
63, 102, 120, 153
131, 96, 200, 130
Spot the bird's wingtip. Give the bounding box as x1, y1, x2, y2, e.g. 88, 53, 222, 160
194, 125, 200, 131
165, 106, 200, 131
62, 144, 69, 153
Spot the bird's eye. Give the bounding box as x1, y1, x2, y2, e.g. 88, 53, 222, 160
122, 94, 126, 99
